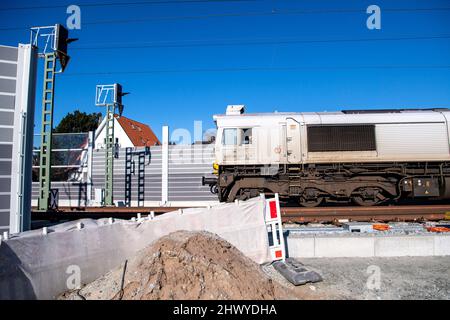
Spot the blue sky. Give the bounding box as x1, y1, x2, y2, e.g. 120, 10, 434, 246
1, 0, 450, 139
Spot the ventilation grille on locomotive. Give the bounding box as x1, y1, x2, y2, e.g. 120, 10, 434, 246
307, 125, 376, 152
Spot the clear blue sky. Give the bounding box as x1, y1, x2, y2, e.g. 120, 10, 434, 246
1, 0, 450, 140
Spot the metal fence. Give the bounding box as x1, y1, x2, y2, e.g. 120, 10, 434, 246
32, 132, 91, 182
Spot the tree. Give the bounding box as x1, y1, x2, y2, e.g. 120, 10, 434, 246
54, 110, 102, 133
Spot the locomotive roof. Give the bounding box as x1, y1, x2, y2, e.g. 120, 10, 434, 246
216, 108, 449, 117
213, 108, 450, 125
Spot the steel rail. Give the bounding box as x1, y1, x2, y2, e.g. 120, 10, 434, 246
31, 204, 450, 223
280, 204, 450, 223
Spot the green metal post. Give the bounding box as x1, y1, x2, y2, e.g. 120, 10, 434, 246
38, 52, 56, 211
104, 103, 115, 206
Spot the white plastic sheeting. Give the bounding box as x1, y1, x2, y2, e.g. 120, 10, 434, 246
0, 196, 270, 299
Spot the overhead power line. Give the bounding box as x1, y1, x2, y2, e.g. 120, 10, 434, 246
62, 65, 450, 76
69, 34, 450, 51
0, 0, 257, 11
81, 6, 450, 26
1, 6, 450, 31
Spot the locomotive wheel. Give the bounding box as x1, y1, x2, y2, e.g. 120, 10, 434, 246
352, 188, 382, 206
235, 189, 253, 201
210, 184, 218, 194
352, 196, 380, 206
299, 196, 323, 207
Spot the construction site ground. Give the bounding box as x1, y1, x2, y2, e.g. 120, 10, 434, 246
59, 231, 293, 300
263, 256, 450, 300
56, 229, 450, 300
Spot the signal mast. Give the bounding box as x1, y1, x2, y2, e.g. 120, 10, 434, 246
30, 24, 77, 211
95, 84, 128, 206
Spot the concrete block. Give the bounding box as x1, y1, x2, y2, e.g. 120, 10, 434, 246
374, 235, 434, 257
343, 222, 374, 233
434, 235, 450, 256
273, 258, 322, 285
286, 237, 315, 258
314, 236, 375, 257
285, 233, 450, 258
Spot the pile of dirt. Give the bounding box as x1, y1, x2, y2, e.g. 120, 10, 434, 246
59, 230, 292, 300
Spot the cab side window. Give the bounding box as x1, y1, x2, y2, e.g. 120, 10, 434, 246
222, 128, 237, 145
241, 128, 252, 145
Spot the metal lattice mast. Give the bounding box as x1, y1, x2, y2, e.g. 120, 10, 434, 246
104, 103, 115, 206
37, 52, 57, 211
95, 83, 127, 206
31, 24, 76, 211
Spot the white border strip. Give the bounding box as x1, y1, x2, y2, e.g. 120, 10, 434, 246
0, 59, 17, 65
0, 76, 16, 81
161, 126, 169, 204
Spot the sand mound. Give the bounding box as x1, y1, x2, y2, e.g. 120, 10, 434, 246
59, 231, 286, 300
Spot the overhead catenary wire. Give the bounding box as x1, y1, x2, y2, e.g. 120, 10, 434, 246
68, 34, 450, 50
70, 6, 450, 26
62, 65, 450, 76
1, 6, 450, 31
0, 0, 258, 11
1, 1, 449, 12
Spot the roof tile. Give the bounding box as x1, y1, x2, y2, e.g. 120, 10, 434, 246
115, 114, 160, 147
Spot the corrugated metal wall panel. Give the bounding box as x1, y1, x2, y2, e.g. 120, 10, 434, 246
168, 145, 215, 201
0, 45, 17, 231
31, 144, 217, 205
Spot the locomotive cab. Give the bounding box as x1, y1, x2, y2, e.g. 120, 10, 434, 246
217, 127, 256, 164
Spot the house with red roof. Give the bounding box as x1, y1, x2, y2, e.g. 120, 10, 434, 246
94, 114, 160, 149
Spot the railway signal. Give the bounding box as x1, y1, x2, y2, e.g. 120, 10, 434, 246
31, 24, 77, 211
95, 84, 128, 206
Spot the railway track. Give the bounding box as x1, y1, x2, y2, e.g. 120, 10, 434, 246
281, 204, 450, 223
31, 206, 181, 220
32, 204, 450, 223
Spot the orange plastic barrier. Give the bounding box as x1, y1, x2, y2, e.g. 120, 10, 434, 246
372, 224, 390, 231
426, 226, 450, 233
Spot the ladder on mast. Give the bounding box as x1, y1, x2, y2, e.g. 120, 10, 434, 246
124, 147, 146, 207
124, 147, 132, 207
37, 52, 56, 211
137, 152, 145, 207
104, 104, 115, 206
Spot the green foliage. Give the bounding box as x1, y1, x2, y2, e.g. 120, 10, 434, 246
54, 110, 102, 133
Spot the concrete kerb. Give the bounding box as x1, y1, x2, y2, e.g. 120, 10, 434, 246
434, 234, 450, 256
286, 233, 450, 258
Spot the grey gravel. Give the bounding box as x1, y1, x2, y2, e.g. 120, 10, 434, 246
264, 256, 450, 300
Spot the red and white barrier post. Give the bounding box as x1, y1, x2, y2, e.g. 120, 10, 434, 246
263, 193, 286, 262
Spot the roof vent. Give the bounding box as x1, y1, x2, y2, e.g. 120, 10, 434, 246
226, 104, 245, 115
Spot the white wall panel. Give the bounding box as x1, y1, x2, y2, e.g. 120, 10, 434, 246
376, 123, 450, 160
0, 44, 36, 233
